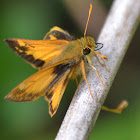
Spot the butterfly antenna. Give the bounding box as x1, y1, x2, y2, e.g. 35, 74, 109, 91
84, 4, 92, 37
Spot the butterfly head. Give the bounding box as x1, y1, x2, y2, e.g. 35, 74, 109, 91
82, 36, 96, 55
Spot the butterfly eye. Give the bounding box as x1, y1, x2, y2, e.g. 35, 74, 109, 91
83, 48, 91, 55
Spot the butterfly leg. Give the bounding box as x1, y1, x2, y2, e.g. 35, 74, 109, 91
73, 73, 79, 87
102, 100, 128, 113
87, 46, 109, 72
97, 52, 109, 72
89, 64, 107, 90
94, 51, 109, 72
94, 54, 104, 66
81, 60, 93, 99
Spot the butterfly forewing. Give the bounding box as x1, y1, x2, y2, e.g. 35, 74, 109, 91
5, 39, 69, 69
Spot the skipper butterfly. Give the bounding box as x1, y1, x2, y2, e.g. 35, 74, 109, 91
5, 4, 110, 117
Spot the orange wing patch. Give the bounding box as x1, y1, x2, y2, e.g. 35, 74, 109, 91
45, 65, 75, 116
5, 63, 56, 102
5, 59, 77, 116
5, 39, 69, 69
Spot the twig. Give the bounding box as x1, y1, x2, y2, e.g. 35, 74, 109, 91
55, 0, 140, 140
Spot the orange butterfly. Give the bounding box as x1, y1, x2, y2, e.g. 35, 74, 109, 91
5, 4, 126, 117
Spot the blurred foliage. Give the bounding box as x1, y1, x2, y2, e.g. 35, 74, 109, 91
101, 0, 114, 9
0, 0, 140, 140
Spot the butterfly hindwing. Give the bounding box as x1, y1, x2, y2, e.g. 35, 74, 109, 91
43, 26, 73, 41
5, 38, 69, 69
5, 59, 77, 116
45, 64, 75, 116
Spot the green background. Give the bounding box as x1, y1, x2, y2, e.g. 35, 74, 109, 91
0, 0, 140, 140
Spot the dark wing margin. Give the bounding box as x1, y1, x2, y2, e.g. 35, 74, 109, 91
4, 38, 69, 69
43, 26, 73, 41
4, 39, 45, 68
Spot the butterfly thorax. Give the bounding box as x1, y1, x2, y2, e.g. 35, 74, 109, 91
56, 36, 95, 63
66, 36, 95, 76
